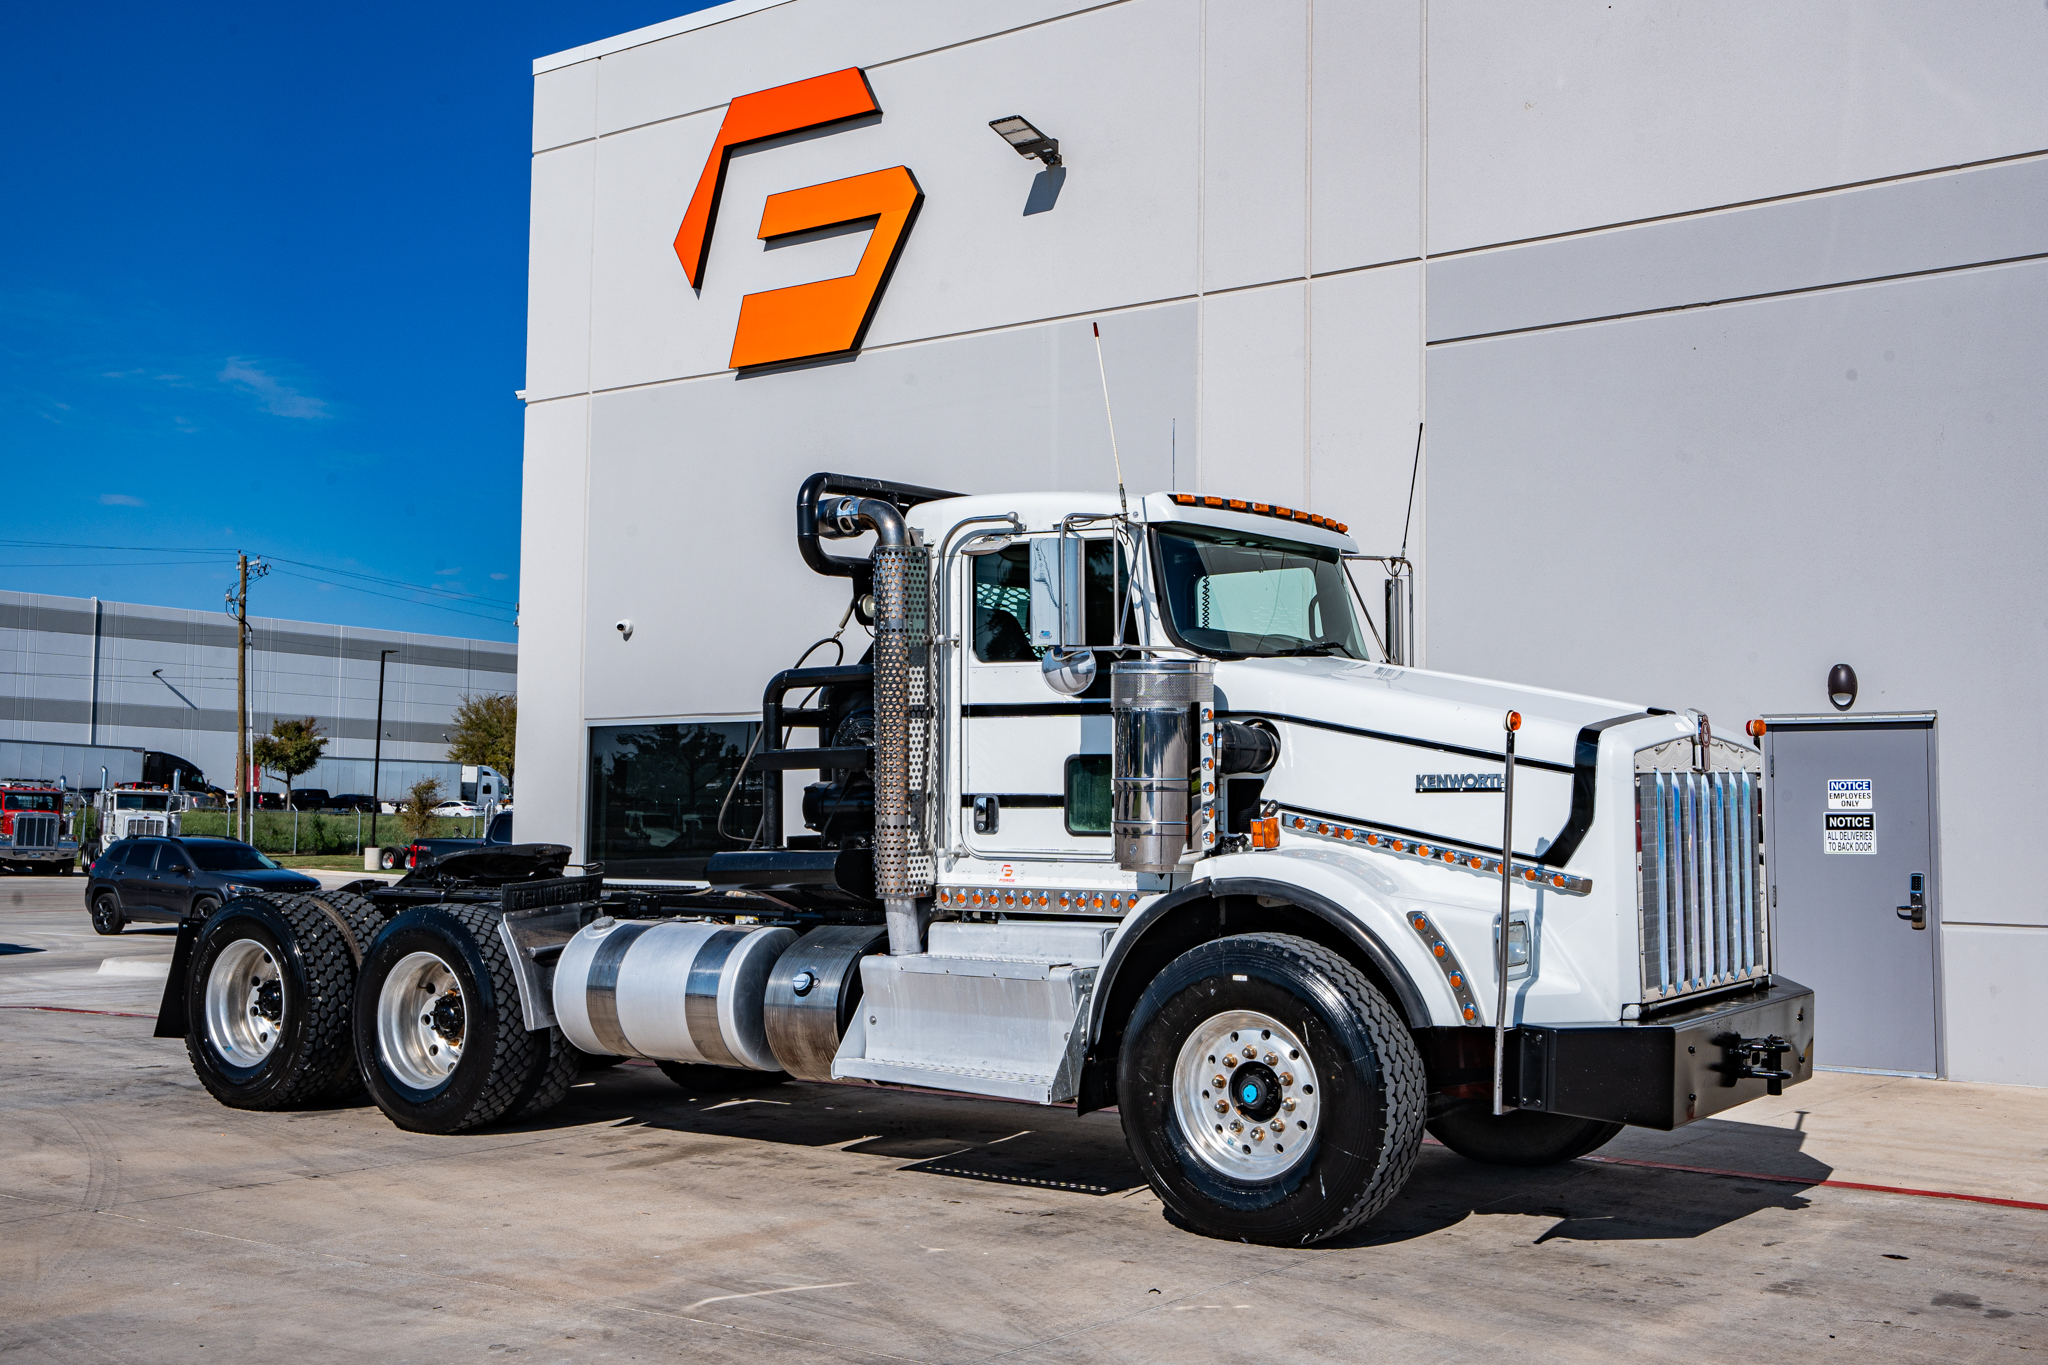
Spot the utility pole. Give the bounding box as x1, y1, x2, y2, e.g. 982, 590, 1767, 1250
224, 554, 268, 843
370, 648, 396, 850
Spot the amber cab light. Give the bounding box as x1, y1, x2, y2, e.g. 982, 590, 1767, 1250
1746, 718, 1767, 738
1250, 815, 1280, 849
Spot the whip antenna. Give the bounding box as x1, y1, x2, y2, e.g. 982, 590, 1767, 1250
1092, 321, 1129, 517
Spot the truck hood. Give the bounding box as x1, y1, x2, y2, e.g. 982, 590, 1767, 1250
1211, 657, 1701, 866
1213, 658, 1651, 772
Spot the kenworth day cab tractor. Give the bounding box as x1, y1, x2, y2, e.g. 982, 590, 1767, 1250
154, 473, 1813, 1246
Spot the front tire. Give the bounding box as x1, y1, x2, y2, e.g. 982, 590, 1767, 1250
1427, 1106, 1623, 1167
90, 892, 126, 936
185, 897, 360, 1109
1118, 932, 1426, 1246
353, 903, 566, 1133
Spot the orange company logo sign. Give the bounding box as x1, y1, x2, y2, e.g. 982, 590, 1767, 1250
674, 67, 923, 371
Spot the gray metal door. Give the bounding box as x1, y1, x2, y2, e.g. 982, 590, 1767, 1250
1764, 713, 1940, 1075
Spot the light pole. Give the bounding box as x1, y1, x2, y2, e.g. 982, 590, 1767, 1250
370, 648, 396, 849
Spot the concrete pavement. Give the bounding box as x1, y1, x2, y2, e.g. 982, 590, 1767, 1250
3, 875, 2041, 1362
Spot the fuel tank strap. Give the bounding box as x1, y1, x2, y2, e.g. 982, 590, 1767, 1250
686, 928, 750, 1068
586, 921, 654, 1057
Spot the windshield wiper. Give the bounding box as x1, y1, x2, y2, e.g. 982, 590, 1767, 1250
1270, 641, 1348, 657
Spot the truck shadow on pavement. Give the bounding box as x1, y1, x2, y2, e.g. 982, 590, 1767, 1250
517, 1063, 1830, 1245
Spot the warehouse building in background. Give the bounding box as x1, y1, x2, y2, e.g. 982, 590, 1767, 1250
0, 590, 517, 801
513, 1, 2048, 1085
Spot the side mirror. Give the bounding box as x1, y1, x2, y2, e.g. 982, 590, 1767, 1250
1030, 535, 1095, 695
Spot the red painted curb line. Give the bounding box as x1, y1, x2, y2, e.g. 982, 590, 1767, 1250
0, 1005, 154, 1018
1575, 1153, 2048, 1212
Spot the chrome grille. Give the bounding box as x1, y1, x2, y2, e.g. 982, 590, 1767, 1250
1636, 771, 1767, 1003
10, 814, 57, 848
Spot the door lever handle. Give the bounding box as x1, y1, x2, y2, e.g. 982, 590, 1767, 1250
1895, 871, 1926, 930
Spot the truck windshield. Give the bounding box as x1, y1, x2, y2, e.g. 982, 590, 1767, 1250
1154, 526, 1368, 660
2, 794, 59, 812
115, 793, 171, 810
184, 843, 280, 871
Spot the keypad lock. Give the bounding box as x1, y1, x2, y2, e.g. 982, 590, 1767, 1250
1895, 872, 1926, 931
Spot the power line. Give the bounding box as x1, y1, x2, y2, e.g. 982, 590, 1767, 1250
266, 568, 516, 624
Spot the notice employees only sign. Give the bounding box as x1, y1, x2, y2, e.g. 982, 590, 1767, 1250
1825, 778, 1875, 855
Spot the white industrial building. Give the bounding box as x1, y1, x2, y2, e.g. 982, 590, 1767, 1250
513, 1, 2048, 1085
0, 590, 517, 801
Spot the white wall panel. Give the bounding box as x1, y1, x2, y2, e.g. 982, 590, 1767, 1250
581, 305, 1196, 721
1307, 264, 1421, 556
583, 4, 1198, 392
1428, 260, 2048, 942
1198, 282, 1305, 504
524, 144, 595, 402
594, 0, 1109, 136
1941, 925, 2048, 1087
533, 59, 597, 153
1202, 0, 1308, 291
1309, 0, 1422, 274
1428, 1, 2048, 254
514, 396, 590, 853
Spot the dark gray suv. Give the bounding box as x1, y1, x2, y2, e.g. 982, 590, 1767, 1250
85, 837, 321, 935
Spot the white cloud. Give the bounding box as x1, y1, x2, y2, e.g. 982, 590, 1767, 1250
99, 493, 145, 507
435, 567, 461, 575
489, 572, 508, 581
219, 357, 330, 419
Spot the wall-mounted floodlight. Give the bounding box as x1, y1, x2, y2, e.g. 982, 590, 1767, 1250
990, 115, 1061, 167
1827, 662, 1858, 710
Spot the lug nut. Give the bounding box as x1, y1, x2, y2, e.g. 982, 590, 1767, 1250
1280, 1072, 1294, 1086
1283, 1098, 1297, 1112
1213, 1074, 1226, 1088
1264, 1052, 1278, 1065
1215, 1100, 1228, 1113
1229, 1120, 1242, 1133
1251, 1128, 1265, 1142
1223, 1054, 1238, 1068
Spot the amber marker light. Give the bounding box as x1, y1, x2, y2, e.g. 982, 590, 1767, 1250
1746, 719, 1767, 738
1250, 816, 1280, 849
1505, 710, 1522, 732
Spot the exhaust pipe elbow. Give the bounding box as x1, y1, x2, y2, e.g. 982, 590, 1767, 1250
820, 496, 908, 549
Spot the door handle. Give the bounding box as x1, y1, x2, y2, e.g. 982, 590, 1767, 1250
972, 795, 1000, 835
1895, 871, 1926, 931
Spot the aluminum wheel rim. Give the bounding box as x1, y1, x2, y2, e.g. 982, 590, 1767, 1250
1172, 1009, 1320, 1180
377, 951, 466, 1091
203, 937, 286, 1068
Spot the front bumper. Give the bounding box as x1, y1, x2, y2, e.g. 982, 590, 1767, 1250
1511, 977, 1815, 1130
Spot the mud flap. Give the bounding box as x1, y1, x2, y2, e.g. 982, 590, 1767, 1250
153, 919, 201, 1038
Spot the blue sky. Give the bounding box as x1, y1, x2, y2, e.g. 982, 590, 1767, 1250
2, 1, 720, 643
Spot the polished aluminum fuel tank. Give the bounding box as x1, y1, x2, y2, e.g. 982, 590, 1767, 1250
553, 919, 795, 1070
1111, 658, 1215, 873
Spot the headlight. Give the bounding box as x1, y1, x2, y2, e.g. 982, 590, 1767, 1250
222, 882, 259, 897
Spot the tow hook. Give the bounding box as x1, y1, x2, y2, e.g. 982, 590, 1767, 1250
1711, 1032, 1794, 1095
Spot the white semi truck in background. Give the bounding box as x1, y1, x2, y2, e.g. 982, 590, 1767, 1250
154, 472, 1812, 1245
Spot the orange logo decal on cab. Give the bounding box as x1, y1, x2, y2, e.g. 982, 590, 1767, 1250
674, 67, 922, 370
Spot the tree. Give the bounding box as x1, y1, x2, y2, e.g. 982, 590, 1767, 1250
447, 692, 516, 779
400, 777, 443, 843
252, 716, 327, 811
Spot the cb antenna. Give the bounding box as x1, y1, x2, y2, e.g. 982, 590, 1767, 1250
1092, 321, 1128, 518
1398, 421, 1423, 560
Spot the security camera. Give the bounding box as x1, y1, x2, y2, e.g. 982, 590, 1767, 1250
615, 619, 634, 640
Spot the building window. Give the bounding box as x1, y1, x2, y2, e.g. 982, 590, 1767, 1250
587, 721, 761, 878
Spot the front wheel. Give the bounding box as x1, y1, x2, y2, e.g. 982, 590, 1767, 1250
1427, 1106, 1623, 1167
89, 892, 126, 936
1118, 932, 1425, 1246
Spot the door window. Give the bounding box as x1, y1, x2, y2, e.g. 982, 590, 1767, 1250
1064, 756, 1112, 835
973, 539, 1124, 662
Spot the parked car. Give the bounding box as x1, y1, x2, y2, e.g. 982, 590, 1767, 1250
325, 793, 378, 813
285, 789, 330, 812
429, 800, 480, 818
84, 836, 320, 936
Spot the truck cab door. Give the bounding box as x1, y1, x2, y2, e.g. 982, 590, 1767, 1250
956, 535, 1124, 869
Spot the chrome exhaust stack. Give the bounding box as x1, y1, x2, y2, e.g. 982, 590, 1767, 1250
817, 495, 935, 954
1111, 658, 1214, 873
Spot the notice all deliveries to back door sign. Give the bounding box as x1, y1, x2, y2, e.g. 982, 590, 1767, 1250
1825, 777, 1876, 855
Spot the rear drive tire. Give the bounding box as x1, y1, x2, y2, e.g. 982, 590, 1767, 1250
353, 902, 560, 1133
379, 848, 402, 872
89, 892, 126, 936
1426, 1107, 1623, 1167
1118, 932, 1426, 1246
655, 1061, 789, 1093
185, 896, 360, 1109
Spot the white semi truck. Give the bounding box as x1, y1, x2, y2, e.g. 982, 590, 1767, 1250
156, 472, 1812, 1246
